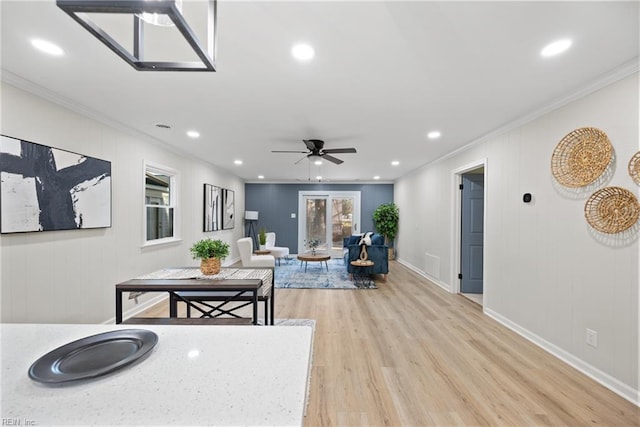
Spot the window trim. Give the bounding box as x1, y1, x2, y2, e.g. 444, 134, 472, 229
143, 160, 180, 247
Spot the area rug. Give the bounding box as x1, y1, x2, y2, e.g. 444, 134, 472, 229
273, 318, 315, 416
275, 318, 317, 327
275, 257, 377, 289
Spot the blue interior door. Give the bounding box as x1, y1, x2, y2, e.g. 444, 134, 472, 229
461, 173, 484, 293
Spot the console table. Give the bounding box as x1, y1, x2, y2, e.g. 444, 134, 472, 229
116, 268, 273, 325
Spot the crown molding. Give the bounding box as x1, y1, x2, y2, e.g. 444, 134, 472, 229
404, 57, 640, 179
1, 69, 228, 172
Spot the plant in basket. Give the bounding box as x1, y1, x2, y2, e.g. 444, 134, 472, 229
190, 238, 230, 275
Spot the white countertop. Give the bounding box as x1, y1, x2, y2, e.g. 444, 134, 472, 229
1, 323, 313, 426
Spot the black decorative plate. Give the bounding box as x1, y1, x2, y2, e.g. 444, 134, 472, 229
28, 329, 158, 384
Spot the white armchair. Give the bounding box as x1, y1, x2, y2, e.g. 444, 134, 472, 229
265, 232, 290, 266
237, 237, 275, 268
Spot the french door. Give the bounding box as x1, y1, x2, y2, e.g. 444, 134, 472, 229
298, 191, 361, 258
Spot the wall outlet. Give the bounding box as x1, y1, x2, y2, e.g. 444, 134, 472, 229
291, 213, 296, 219
586, 329, 598, 348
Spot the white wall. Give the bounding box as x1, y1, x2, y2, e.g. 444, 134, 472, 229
0, 82, 245, 324
395, 72, 639, 404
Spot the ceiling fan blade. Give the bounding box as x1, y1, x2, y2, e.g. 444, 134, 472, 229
322, 148, 357, 154
294, 154, 309, 165
322, 154, 344, 164
272, 150, 308, 153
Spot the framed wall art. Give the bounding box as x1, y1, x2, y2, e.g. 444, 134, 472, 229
0, 134, 111, 233
203, 183, 221, 232
222, 188, 234, 229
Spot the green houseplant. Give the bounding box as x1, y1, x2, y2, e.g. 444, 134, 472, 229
373, 202, 399, 259
190, 238, 230, 275
258, 227, 267, 249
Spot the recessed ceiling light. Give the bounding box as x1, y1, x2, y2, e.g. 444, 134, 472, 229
391, 160, 400, 166
234, 160, 243, 165
373, 175, 380, 180
291, 43, 314, 61
186, 130, 200, 138
541, 39, 572, 57
258, 175, 264, 179
31, 38, 64, 56
427, 131, 441, 139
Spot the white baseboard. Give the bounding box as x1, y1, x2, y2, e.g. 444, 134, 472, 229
395, 257, 639, 407
102, 293, 168, 325
395, 257, 452, 293
484, 308, 639, 407
224, 256, 241, 266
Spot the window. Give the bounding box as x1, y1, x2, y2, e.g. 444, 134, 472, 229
144, 162, 178, 244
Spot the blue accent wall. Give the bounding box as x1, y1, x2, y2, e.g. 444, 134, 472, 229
244, 183, 393, 251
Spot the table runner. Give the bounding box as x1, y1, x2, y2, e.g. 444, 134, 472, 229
129, 268, 273, 300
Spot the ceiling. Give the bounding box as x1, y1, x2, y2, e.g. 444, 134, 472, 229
1, 1, 638, 183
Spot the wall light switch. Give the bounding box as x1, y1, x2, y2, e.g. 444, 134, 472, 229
586, 329, 598, 348
291, 213, 296, 219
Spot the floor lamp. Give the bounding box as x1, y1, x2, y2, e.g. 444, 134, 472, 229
245, 211, 259, 248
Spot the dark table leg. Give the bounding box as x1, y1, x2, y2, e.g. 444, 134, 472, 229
264, 299, 268, 325
115, 290, 123, 324
270, 288, 275, 325
252, 289, 258, 325
169, 292, 178, 317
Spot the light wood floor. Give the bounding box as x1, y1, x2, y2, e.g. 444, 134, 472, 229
140, 260, 639, 426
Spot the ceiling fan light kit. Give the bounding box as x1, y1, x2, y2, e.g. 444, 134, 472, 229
56, 0, 217, 72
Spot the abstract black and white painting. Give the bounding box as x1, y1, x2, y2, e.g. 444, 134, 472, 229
222, 188, 234, 229
203, 183, 220, 232
0, 135, 111, 233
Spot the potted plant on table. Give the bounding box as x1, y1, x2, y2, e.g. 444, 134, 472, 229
304, 238, 320, 256
190, 238, 230, 275
373, 202, 399, 259
258, 227, 267, 250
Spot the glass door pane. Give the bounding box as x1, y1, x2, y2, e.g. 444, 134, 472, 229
299, 191, 361, 257
305, 197, 327, 254
330, 198, 354, 257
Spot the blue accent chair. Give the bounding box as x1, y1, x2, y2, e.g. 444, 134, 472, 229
343, 233, 389, 278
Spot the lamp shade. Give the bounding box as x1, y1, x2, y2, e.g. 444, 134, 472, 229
245, 211, 259, 221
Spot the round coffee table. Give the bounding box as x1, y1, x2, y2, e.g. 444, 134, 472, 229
297, 253, 330, 272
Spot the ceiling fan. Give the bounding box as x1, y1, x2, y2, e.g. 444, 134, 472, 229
272, 139, 357, 165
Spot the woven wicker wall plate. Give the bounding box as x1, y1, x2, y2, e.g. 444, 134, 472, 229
628, 151, 640, 185
584, 187, 640, 234
551, 127, 613, 188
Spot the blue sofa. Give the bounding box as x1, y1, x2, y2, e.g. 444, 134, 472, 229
343, 233, 389, 278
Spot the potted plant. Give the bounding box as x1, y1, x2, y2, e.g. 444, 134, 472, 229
190, 238, 230, 275
258, 227, 267, 250
304, 238, 320, 255
373, 202, 399, 259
